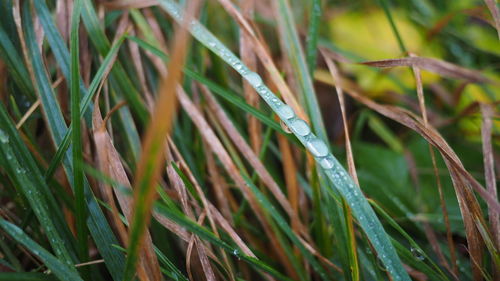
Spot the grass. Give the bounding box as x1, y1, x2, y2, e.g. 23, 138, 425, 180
0, 0, 499, 280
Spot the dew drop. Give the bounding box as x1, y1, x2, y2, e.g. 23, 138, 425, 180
208, 41, 216, 48
319, 156, 334, 169
16, 167, 26, 174
0, 130, 9, 143
244, 72, 263, 87
306, 138, 328, 157
289, 119, 310, 136
411, 247, 425, 261
234, 63, 243, 71
275, 105, 294, 120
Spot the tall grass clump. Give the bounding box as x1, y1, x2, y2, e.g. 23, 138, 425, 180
0, 0, 498, 281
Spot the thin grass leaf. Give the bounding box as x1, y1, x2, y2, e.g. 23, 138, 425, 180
69, 0, 88, 262
0, 24, 34, 98
376, 0, 407, 54
0, 220, 83, 281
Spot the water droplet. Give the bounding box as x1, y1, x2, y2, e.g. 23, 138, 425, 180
0, 130, 9, 143
306, 138, 328, 157
208, 42, 216, 48
244, 72, 263, 87
275, 105, 294, 120
319, 156, 334, 169
16, 167, 26, 174
411, 247, 425, 261
234, 63, 243, 71
289, 119, 310, 136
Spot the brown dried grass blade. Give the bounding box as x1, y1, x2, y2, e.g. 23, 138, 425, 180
167, 166, 217, 281
410, 54, 458, 276
321, 49, 360, 281
361, 56, 491, 83
127, 1, 200, 278
92, 100, 162, 281
480, 104, 499, 251
239, 0, 262, 154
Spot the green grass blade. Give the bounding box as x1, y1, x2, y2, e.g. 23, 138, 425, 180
0, 25, 34, 98
275, 0, 327, 142
69, 0, 88, 262
306, 0, 321, 74
156, 1, 411, 280
377, 0, 407, 54
0, 220, 83, 281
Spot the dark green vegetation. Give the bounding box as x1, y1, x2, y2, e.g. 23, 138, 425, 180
0, 0, 499, 280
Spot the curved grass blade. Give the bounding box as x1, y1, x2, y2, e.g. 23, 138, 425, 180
0, 220, 83, 281
157, 1, 411, 280
154, 203, 293, 281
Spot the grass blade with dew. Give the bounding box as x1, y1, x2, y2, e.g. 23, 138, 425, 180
274, 0, 327, 142
0, 220, 83, 281
157, 1, 411, 280
0, 103, 77, 267
21, 6, 126, 279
